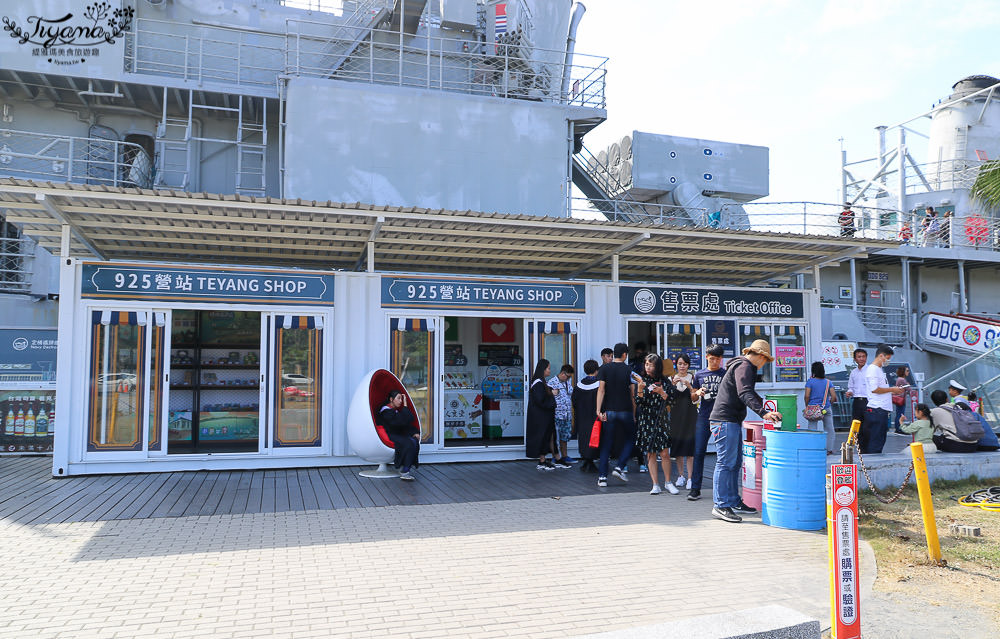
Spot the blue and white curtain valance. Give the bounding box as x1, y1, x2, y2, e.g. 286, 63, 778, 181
670, 323, 701, 335
743, 324, 771, 336
529, 321, 578, 335
390, 317, 435, 332
276, 315, 324, 330
777, 325, 800, 336
92, 310, 148, 326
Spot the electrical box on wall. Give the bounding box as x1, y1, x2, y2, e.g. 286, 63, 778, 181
439, 0, 477, 30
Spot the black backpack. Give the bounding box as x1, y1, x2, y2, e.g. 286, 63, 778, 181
944, 405, 985, 443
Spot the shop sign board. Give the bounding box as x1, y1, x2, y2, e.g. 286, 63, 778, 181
381, 276, 585, 312
620, 286, 804, 318
829, 464, 861, 639
923, 312, 1000, 354
706, 319, 738, 358
81, 263, 335, 305
0, 328, 57, 382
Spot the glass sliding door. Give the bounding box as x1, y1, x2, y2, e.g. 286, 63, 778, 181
148, 311, 167, 454
86, 310, 147, 452
271, 314, 324, 449
660, 322, 704, 374
390, 318, 435, 445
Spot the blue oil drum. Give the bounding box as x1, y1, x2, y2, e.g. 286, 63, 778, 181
761, 429, 827, 530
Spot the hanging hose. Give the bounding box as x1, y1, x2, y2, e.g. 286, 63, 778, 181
955, 486, 1000, 511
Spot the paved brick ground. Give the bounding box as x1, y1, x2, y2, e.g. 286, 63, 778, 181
1, 488, 831, 639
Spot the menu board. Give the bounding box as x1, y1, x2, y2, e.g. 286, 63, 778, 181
478, 344, 522, 367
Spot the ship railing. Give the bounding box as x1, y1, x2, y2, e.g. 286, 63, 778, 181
0, 222, 35, 295
0, 130, 153, 189
126, 17, 607, 108
285, 22, 608, 108
571, 198, 706, 224
821, 301, 909, 346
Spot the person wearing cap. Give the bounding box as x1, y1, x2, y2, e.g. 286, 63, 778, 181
860, 344, 906, 454
947, 380, 969, 405
707, 339, 782, 523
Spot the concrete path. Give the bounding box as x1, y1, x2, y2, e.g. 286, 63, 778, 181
1, 487, 833, 639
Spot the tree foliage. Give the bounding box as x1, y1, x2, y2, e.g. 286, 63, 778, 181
970, 159, 1000, 210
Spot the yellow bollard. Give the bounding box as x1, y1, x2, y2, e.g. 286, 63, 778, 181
909, 442, 942, 564
847, 419, 861, 446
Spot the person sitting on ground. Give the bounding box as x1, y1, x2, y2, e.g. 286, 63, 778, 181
899, 403, 936, 453
377, 390, 420, 480
972, 410, 999, 452
929, 390, 979, 453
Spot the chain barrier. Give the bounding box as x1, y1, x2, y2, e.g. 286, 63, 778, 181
847, 429, 914, 504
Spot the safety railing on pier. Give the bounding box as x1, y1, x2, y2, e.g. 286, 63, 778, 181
125, 17, 608, 108
0, 130, 153, 189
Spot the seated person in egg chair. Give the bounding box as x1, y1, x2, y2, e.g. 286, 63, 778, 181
376, 390, 420, 480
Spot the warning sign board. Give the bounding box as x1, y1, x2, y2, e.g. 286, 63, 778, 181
763, 399, 777, 413
829, 464, 861, 639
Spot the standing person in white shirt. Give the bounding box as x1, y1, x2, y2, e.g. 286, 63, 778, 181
860, 344, 906, 453
844, 348, 869, 424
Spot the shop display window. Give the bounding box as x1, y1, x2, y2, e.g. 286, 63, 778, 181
662, 323, 703, 373
87, 311, 146, 451
169, 310, 261, 454
390, 318, 434, 444
273, 315, 323, 447
738, 323, 807, 383
1, 390, 55, 454
148, 313, 166, 452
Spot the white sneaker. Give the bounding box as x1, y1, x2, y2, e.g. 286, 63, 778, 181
686, 478, 693, 490
675, 475, 686, 487
664, 482, 680, 495
650, 484, 662, 495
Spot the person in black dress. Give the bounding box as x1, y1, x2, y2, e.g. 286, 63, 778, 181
669, 353, 698, 489
526, 358, 560, 470
573, 359, 601, 472
376, 390, 420, 480
634, 354, 679, 494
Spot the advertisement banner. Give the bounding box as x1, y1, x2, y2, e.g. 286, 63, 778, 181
381, 276, 585, 312
621, 286, 804, 318
706, 319, 738, 358
81, 262, 335, 305
1, 389, 55, 454
0, 1, 131, 80
923, 313, 1000, 354
0, 328, 57, 383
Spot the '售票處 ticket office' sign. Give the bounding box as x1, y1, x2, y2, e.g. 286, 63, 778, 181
81, 263, 335, 306
381, 276, 585, 312
619, 286, 804, 318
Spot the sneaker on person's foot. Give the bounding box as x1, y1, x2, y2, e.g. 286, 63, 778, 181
675, 475, 686, 487
597, 476, 608, 487
734, 501, 758, 515
649, 484, 662, 495
685, 478, 693, 490
553, 459, 572, 469
612, 467, 628, 482
399, 471, 414, 481
639, 464, 648, 473
712, 506, 742, 523
664, 482, 680, 495
561, 456, 576, 464
687, 489, 702, 501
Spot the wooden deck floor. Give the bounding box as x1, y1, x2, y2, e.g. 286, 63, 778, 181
0, 456, 714, 525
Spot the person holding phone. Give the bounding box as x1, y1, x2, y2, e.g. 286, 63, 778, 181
634, 354, 678, 494
669, 353, 698, 489
377, 390, 420, 481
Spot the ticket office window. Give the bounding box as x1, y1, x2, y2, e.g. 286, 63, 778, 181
660, 322, 703, 375
390, 318, 435, 445
272, 315, 324, 448
739, 324, 807, 383
87, 311, 147, 452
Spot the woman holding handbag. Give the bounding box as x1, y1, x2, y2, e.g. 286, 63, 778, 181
803, 361, 837, 455
634, 354, 678, 494
892, 366, 910, 434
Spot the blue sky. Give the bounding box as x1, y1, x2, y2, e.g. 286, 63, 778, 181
573, 0, 1000, 203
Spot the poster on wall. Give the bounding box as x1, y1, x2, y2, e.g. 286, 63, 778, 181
0, 328, 57, 383
666, 346, 702, 371
706, 320, 737, 358
481, 318, 515, 343
821, 341, 857, 375
1, 389, 55, 454
775, 345, 806, 383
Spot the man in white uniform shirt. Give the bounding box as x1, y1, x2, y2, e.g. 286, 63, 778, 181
860, 344, 905, 453
844, 348, 868, 423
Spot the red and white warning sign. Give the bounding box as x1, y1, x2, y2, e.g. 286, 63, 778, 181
829, 464, 861, 639
763, 399, 777, 413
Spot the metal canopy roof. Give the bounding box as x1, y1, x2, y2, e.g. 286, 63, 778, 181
0, 179, 897, 286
